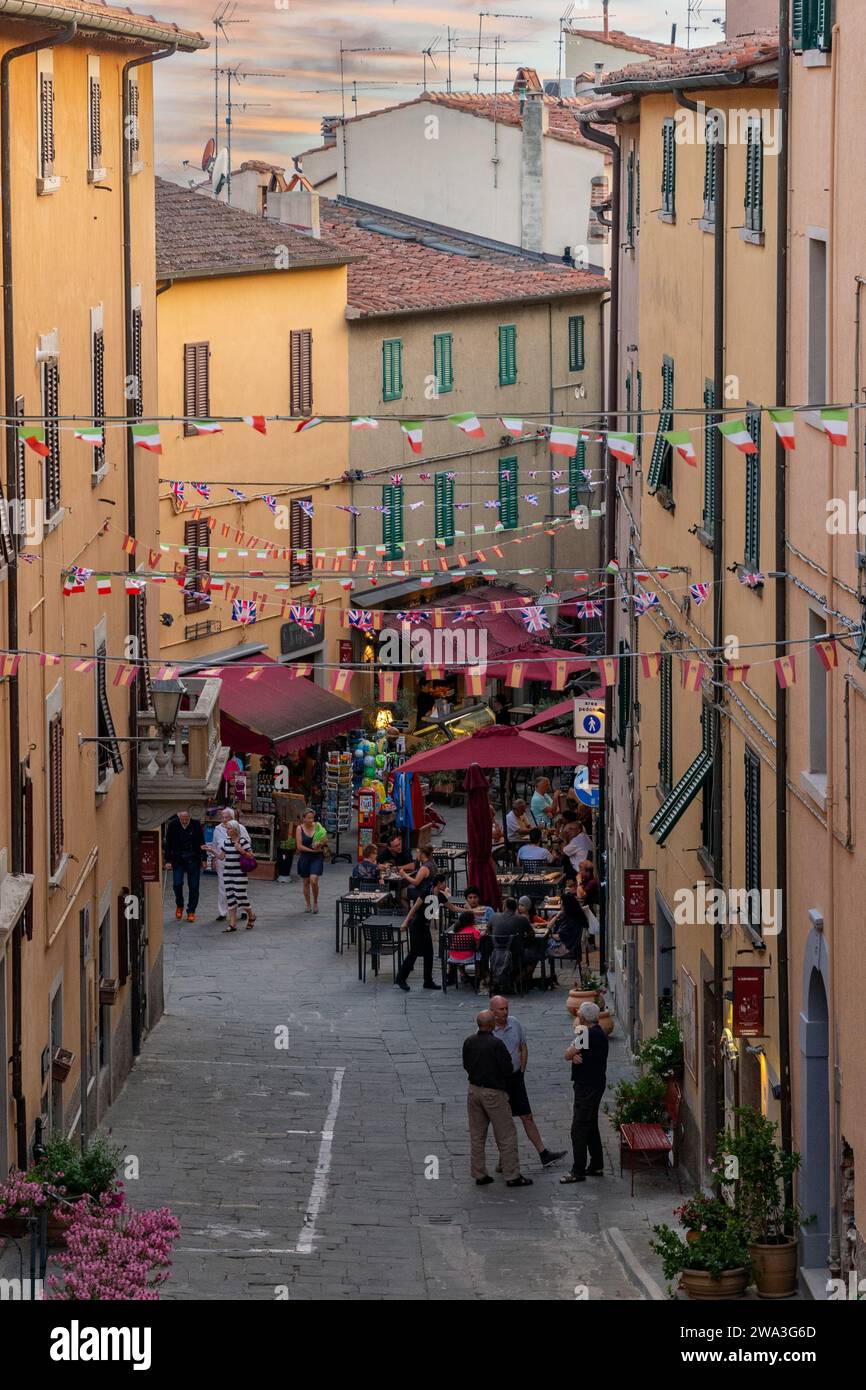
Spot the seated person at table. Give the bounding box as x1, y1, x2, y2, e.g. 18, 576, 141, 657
483, 896, 535, 981
517, 828, 555, 869
464, 886, 495, 928
378, 833, 414, 872
446, 909, 483, 985
506, 799, 532, 844
517, 894, 551, 988
577, 859, 600, 912
530, 777, 555, 828
549, 883, 589, 960
355, 843, 382, 885
490, 801, 505, 847
563, 817, 593, 872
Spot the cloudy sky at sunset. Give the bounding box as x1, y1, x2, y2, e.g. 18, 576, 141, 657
144, 0, 724, 176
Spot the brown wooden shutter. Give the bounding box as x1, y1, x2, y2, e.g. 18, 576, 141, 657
183, 342, 209, 435
136, 589, 153, 713
131, 308, 143, 417
40, 74, 55, 177
22, 760, 33, 939
290, 498, 312, 584
117, 891, 129, 985
184, 517, 210, 613
290, 330, 312, 416
89, 77, 102, 168
92, 328, 105, 471
48, 713, 64, 876
42, 359, 61, 518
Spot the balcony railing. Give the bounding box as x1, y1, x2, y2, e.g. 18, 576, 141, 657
136, 678, 228, 829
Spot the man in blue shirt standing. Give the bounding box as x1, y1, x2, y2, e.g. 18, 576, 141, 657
491, 996, 566, 1169
561, 1000, 609, 1183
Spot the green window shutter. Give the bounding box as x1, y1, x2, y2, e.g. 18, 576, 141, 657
857, 621, 866, 671
636, 151, 641, 223
744, 748, 762, 932
626, 150, 635, 244
499, 457, 518, 529
382, 339, 403, 402
382, 483, 404, 559
499, 324, 517, 386
745, 120, 764, 233
744, 408, 761, 569
649, 705, 714, 845
625, 370, 633, 436
433, 332, 453, 394
661, 118, 676, 217
568, 437, 587, 510
702, 381, 717, 538
434, 472, 455, 546
792, 0, 806, 50
815, 0, 833, 51
618, 641, 632, 740
647, 356, 674, 494
659, 652, 673, 794
636, 369, 643, 463
568, 315, 585, 372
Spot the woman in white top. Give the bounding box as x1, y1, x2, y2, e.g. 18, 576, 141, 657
210, 809, 252, 920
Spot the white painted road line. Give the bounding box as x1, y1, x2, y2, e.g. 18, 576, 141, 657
604, 1227, 666, 1300
295, 1067, 345, 1256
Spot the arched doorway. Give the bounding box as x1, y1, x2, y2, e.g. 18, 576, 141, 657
800, 944, 830, 1266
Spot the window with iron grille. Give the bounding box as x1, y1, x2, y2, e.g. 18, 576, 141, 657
744, 118, 764, 234
88, 74, 102, 173
626, 148, 636, 245
127, 77, 141, 163
92, 327, 105, 473
382, 483, 404, 560
744, 407, 761, 570
433, 333, 453, 394
703, 113, 718, 225
647, 355, 674, 498
635, 368, 643, 464
290, 498, 312, 583
48, 712, 64, 877
568, 437, 587, 510
702, 380, 717, 539
568, 315, 585, 373
183, 342, 209, 436
659, 651, 673, 795
498, 457, 518, 529
39, 71, 55, 179
434, 472, 454, 546
498, 324, 517, 386
136, 589, 153, 714
13, 396, 25, 552
382, 339, 403, 402
290, 329, 313, 416
792, 0, 834, 53
660, 117, 676, 218
618, 641, 632, 741
0, 467, 13, 567
96, 640, 123, 786
41, 357, 61, 519
744, 746, 762, 933
183, 518, 210, 615
131, 306, 143, 417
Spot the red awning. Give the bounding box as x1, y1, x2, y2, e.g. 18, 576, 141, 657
209, 657, 363, 756
397, 723, 586, 772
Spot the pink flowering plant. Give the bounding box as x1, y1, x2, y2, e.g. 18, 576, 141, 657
47, 1191, 181, 1301
0, 1169, 65, 1222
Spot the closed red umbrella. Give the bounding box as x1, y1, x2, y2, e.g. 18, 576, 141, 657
398, 722, 585, 774
463, 763, 502, 911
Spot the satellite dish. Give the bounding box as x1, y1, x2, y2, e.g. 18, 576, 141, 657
212, 147, 229, 197
202, 137, 216, 172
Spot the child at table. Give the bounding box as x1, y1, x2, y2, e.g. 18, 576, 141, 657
446, 909, 483, 986
355, 843, 382, 886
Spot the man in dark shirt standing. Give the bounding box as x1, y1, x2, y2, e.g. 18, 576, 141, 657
164, 809, 206, 923
462, 1010, 533, 1187
561, 1000, 609, 1183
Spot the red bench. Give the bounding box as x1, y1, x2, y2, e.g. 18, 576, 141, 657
619, 1080, 683, 1197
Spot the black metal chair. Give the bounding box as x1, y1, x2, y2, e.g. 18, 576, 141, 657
336, 893, 381, 954
441, 931, 482, 995
360, 917, 404, 982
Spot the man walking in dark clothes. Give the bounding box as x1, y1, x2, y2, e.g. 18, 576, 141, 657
560, 1000, 609, 1183
164, 809, 207, 923
394, 872, 447, 992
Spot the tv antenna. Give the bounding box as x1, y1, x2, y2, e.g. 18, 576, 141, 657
218, 65, 289, 202
212, 4, 248, 153
685, 0, 725, 50
476, 12, 534, 92
557, 4, 575, 88
339, 44, 392, 192
422, 36, 441, 92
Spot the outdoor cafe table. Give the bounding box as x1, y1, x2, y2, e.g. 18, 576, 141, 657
335, 889, 388, 953
434, 846, 468, 893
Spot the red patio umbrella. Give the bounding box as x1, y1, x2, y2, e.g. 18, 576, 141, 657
398, 722, 585, 774
520, 688, 603, 730
463, 763, 502, 911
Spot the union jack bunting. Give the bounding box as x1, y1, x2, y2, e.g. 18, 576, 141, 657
227, 488, 247, 502
519, 606, 550, 634
289, 604, 317, 633
484, 499, 500, 509
523, 494, 540, 506
633, 590, 660, 616
455, 501, 470, 509
418, 473, 432, 482
231, 599, 257, 625
452, 607, 473, 623
446, 471, 456, 483
689, 582, 711, 606
337, 504, 361, 515
575, 600, 602, 619
298, 500, 314, 519
261, 494, 278, 515
191, 482, 211, 500
171, 481, 186, 506
390, 473, 404, 487
739, 570, 764, 588
394, 610, 428, 624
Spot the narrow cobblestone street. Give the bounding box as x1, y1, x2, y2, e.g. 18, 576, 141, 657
97, 860, 679, 1301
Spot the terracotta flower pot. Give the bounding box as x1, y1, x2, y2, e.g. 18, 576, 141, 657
680, 1267, 749, 1300
749, 1238, 798, 1299
566, 989, 598, 1017
0, 1215, 28, 1239
598, 1009, 615, 1037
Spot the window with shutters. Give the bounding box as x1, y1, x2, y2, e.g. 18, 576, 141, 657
626, 148, 636, 246
48, 711, 64, 877
792, 0, 834, 54
744, 407, 762, 570
809, 610, 828, 776
702, 380, 717, 542
41, 357, 61, 520
382, 339, 403, 401
498, 457, 518, 529
127, 76, 141, 166
131, 305, 143, 418
568, 315, 585, 372
88, 61, 103, 178
744, 118, 764, 236
649, 703, 715, 846
0, 466, 12, 567
183, 342, 209, 436
659, 651, 673, 795
433, 333, 453, 394
660, 118, 676, 220
38, 69, 56, 181
498, 325, 517, 386
183, 518, 210, 614
647, 355, 674, 500
382, 483, 404, 560
96, 639, 123, 788
744, 747, 762, 934
136, 589, 153, 714
92, 326, 106, 475
625, 369, 633, 436
702, 113, 718, 226
290, 498, 312, 584
635, 369, 643, 464
434, 472, 454, 546
13, 396, 26, 552
568, 437, 587, 510
617, 641, 632, 742
290, 329, 313, 416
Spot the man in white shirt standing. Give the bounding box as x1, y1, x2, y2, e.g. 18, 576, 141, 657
210, 808, 252, 920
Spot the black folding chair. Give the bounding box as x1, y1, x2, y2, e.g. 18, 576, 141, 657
441, 931, 482, 995
360, 917, 404, 982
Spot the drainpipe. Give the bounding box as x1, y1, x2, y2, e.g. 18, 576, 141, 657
122, 45, 176, 1057
2, 18, 78, 1170
548, 302, 555, 577
774, 0, 794, 1220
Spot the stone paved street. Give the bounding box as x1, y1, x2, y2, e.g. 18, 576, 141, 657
79, 842, 686, 1303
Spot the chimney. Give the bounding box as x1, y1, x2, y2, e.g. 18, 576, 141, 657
267, 189, 321, 240
520, 90, 547, 254
603, 0, 610, 40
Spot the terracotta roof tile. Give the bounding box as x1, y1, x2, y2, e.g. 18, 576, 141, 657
565, 27, 683, 59
0, 0, 206, 49
320, 200, 607, 318
600, 30, 779, 89
155, 179, 348, 280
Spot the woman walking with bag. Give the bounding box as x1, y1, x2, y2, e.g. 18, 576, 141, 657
295, 806, 327, 913
214, 820, 257, 932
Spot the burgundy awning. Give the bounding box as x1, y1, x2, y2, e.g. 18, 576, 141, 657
210, 657, 363, 756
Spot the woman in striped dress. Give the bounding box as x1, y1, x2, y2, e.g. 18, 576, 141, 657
215, 820, 257, 932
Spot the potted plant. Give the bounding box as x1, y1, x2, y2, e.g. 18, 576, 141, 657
717, 1108, 804, 1299
674, 1192, 733, 1245
0, 1171, 52, 1238
605, 1072, 668, 1132
51, 1047, 74, 1083
33, 1135, 123, 1243
651, 1211, 751, 1299
46, 1191, 181, 1301
635, 1015, 684, 1080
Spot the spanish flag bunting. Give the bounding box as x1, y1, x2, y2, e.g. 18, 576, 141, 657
156, 666, 180, 680
774, 654, 797, 688
371, 612, 384, 630
73, 658, 95, 674
425, 666, 446, 680
464, 666, 486, 697
457, 554, 468, 568
421, 559, 431, 572
491, 601, 505, 614
725, 663, 751, 683
681, 658, 707, 692
148, 549, 160, 568
438, 557, 450, 572
40, 653, 61, 667
244, 415, 268, 434
330, 669, 353, 694
0, 654, 21, 677
491, 545, 504, 559
815, 638, 838, 671
596, 656, 618, 688
475, 550, 487, 562
640, 652, 661, 679
379, 670, 400, 702
289, 664, 313, 679
122, 534, 137, 555
244, 666, 265, 681
505, 661, 525, 688
196, 667, 222, 677
113, 664, 137, 688
551, 659, 569, 691
432, 610, 445, 629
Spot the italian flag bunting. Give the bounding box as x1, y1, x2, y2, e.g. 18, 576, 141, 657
768, 408, 796, 450
351, 417, 378, 430
74, 425, 104, 448
399, 421, 424, 454
131, 423, 162, 454
190, 419, 222, 435
718, 420, 758, 454
499, 416, 525, 436
18, 424, 50, 457
295, 417, 322, 433
549, 426, 581, 456
96, 574, 112, 595
243, 416, 267, 434
664, 430, 697, 465
820, 408, 849, 446
448, 413, 485, 439
607, 433, 636, 465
